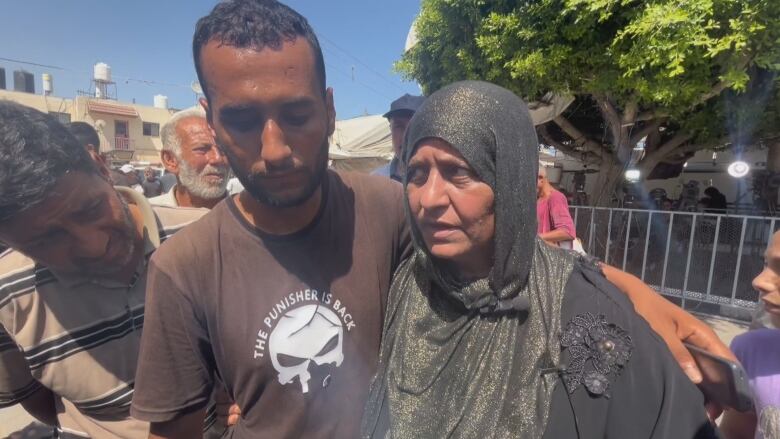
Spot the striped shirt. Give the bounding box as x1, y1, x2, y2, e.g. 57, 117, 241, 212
0, 187, 208, 438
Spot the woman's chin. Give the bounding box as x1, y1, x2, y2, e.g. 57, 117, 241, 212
428, 243, 467, 263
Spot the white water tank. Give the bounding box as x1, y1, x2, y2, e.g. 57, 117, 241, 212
153, 94, 168, 109
42, 73, 53, 95
94, 63, 112, 82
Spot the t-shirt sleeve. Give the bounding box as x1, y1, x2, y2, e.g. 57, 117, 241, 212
0, 325, 42, 408
131, 259, 215, 422
549, 192, 576, 238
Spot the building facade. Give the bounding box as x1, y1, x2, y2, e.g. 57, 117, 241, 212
0, 89, 174, 165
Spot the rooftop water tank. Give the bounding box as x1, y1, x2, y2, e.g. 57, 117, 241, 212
153, 94, 168, 109
94, 63, 111, 82
42, 73, 53, 95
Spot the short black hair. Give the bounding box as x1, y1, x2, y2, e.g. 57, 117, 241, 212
68, 121, 100, 150
0, 101, 97, 222
192, 0, 327, 98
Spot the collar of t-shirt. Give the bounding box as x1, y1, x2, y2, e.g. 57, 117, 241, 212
54, 186, 160, 289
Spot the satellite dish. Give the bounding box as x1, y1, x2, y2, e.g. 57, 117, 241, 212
191, 81, 203, 95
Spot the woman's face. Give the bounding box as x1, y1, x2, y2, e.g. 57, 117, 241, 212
406, 138, 495, 278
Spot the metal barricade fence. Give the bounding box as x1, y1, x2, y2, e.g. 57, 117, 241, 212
570, 207, 778, 317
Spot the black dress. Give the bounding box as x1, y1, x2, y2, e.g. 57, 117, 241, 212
542, 260, 721, 438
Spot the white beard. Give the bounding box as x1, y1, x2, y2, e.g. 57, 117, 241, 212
178, 160, 229, 200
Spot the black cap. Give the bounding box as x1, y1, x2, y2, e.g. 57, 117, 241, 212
383, 93, 425, 119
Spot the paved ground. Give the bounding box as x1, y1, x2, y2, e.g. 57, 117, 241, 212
0, 315, 751, 438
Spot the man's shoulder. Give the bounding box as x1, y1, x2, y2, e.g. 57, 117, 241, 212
0, 249, 53, 303
149, 190, 177, 208
151, 202, 228, 268
152, 204, 209, 240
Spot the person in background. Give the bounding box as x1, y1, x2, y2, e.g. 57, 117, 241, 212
702, 186, 728, 212
537, 163, 576, 247
150, 107, 230, 209
0, 101, 227, 438
142, 167, 163, 198
159, 172, 177, 194
720, 230, 780, 439
372, 93, 425, 182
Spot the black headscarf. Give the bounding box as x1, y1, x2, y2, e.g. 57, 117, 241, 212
361, 81, 576, 438
401, 80, 541, 313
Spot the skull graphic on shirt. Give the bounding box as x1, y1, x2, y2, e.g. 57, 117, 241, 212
269, 304, 344, 393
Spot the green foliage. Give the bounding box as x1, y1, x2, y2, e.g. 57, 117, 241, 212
400, 0, 780, 125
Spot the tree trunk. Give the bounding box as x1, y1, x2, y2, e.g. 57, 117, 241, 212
591, 155, 623, 207
768, 140, 780, 173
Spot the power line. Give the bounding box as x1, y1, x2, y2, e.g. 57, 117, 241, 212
315, 32, 407, 95
0, 57, 191, 89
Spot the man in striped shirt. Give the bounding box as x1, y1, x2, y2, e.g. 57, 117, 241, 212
0, 101, 215, 438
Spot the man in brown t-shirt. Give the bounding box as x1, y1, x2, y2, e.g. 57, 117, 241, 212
132, 1, 736, 437
131, 2, 410, 437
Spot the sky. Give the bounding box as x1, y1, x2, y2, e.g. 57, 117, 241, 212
0, 1, 422, 119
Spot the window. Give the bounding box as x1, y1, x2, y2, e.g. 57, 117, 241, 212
50, 112, 71, 125
143, 122, 160, 137
115, 120, 129, 137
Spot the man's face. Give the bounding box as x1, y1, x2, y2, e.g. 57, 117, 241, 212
389, 113, 412, 158
537, 173, 546, 196
199, 37, 335, 207
0, 172, 139, 276
145, 169, 155, 181
174, 117, 230, 199
753, 231, 780, 326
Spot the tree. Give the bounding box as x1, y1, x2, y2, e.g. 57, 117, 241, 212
398, 0, 780, 205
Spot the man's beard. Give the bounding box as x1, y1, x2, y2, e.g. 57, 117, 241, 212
82, 195, 138, 276
178, 160, 229, 200
229, 139, 329, 208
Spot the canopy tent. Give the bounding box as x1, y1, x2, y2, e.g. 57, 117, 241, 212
328, 94, 574, 174
329, 115, 393, 173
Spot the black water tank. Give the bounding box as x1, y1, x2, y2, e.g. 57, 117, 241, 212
13, 70, 34, 93
0, 68, 5, 90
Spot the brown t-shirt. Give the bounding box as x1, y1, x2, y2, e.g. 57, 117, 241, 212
131, 171, 411, 438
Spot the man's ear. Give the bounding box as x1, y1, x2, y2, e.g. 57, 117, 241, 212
325, 87, 336, 136
87, 149, 111, 181
161, 150, 179, 175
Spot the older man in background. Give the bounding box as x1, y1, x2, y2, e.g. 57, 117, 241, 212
150, 107, 230, 209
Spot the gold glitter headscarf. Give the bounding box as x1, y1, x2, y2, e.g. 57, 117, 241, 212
361, 81, 576, 438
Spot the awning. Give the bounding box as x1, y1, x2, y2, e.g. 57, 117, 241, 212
87, 101, 138, 118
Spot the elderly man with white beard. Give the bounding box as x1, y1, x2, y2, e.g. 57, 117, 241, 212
151, 107, 230, 209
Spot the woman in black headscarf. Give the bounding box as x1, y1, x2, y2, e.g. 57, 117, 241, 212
361, 81, 719, 438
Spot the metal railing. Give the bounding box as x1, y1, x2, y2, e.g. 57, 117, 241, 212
570, 206, 778, 316
114, 136, 132, 150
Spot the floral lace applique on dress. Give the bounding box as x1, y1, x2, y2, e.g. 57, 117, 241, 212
560, 313, 632, 398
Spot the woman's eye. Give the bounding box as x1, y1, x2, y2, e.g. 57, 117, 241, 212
407, 167, 427, 184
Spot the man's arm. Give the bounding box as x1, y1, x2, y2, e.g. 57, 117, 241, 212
0, 326, 56, 425
540, 228, 574, 243
131, 259, 215, 430
19, 385, 57, 426
600, 264, 736, 382
543, 191, 576, 243
149, 409, 206, 439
